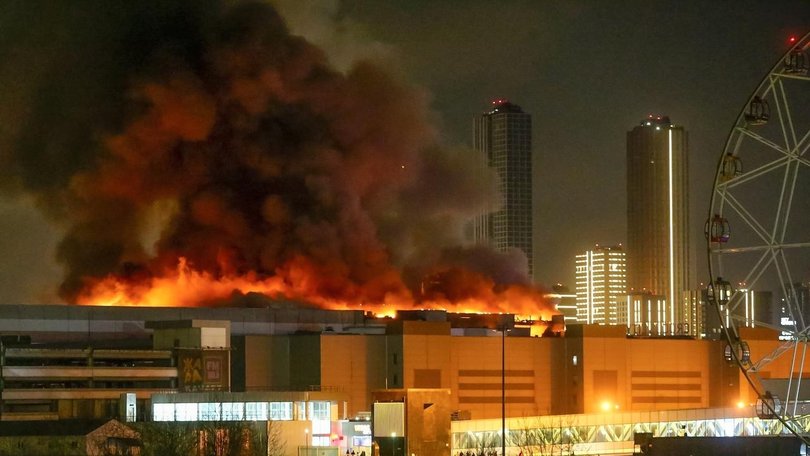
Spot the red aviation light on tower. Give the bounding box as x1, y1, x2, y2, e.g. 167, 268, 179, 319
789, 36, 798, 45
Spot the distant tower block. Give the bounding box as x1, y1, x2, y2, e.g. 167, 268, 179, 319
472, 99, 534, 278
575, 244, 627, 325
626, 115, 690, 333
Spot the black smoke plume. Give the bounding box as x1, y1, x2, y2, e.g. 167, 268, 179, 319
0, 1, 548, 314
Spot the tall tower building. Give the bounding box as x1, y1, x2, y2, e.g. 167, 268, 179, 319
575, 244, 627, 324
472, 100, 533, 277
626, 115, 690, 331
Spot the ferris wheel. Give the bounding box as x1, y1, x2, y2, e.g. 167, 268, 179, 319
707, 31, 810, 435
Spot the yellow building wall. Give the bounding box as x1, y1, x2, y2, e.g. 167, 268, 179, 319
243, 322, 810, 421
401, 333, 554, 420
402, 332, 452, 388
581, 328, 714, 413
244, 335, 291, 390
320, 334, 386, 417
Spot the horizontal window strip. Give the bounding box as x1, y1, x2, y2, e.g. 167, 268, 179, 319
457, 390, 532, 397
458, 396, 535, 404
631, 371, 701, 378
458, 370, 534, 377
631, 383, 701, 391
630, 379, 702, 385
458, 383, 535, 390
632, 396, 702, 404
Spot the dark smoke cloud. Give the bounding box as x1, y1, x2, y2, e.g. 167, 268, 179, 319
0, 0, 541, 309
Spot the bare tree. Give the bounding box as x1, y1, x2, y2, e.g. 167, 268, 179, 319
136, 420, 285, 456
198, 420, 284, 456
511, 416, 579, 456
135, 422, 197, 456
266, 420, 285, 456
465, 430, 499, 456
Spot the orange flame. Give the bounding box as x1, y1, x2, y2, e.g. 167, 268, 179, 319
76, 258, 285, 307
76, 257, 557, 321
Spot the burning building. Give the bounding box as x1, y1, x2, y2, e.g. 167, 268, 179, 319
0, 0, 554, 323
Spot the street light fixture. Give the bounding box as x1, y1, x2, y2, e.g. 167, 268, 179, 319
391, 432, 396, 456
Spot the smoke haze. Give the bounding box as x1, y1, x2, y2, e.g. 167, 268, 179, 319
0, 0, 550, 315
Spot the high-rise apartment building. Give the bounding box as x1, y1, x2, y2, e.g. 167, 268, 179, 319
575, 245, 627, 325
700, 286, 774, 340
626, 291, 668, 336
626, 115, 690, 327
473, 100, 533, 277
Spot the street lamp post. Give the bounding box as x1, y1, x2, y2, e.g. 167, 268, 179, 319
304, 428, 309, 452
501, 325, 506, 456
391, 432, 396, 456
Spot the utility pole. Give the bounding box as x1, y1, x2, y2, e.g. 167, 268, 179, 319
501, 324, 505, 456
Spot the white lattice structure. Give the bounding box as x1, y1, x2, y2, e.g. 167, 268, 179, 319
451, 406, 809, 455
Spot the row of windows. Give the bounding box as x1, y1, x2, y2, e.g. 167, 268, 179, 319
491, 160, 532, 167
152, 401, 331, 422
490, 126, 530, 133
492, 232, 532, 238
491, 134, 531, 140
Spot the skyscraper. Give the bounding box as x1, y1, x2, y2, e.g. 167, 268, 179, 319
626, 115, 690, 333
472, 100, 533, 277
575, 244, 627, 325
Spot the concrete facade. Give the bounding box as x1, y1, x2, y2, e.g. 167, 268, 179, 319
0, 306, 810, 426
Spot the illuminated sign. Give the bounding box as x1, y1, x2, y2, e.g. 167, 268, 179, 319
353, 424, 371, 435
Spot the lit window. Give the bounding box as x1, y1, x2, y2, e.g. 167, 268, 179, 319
572, 356, 578, 366
245, 402, 268, 421
308, 401, 331, 421
175, 403, 198, 421
353, 436, 372, 448
153, 403, 175, 421
222, 402, 244, 421
199, 402, 220, 421
312, 419, 330, 434
311, 436, 330, 447
269, 402, 293, 420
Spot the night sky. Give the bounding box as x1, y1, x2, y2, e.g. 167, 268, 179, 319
0, 1, 808, 304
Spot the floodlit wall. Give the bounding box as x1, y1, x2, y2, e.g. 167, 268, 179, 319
447, 334, 555, 419
391, 321, 554, 420
226, 322, 810, 422
320, 334, 386, 417
242, 335, 291, 390
578, 325, 714, 413
241, 335, 320, 391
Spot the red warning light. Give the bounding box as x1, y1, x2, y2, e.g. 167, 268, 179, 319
789, 36, 797, 44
